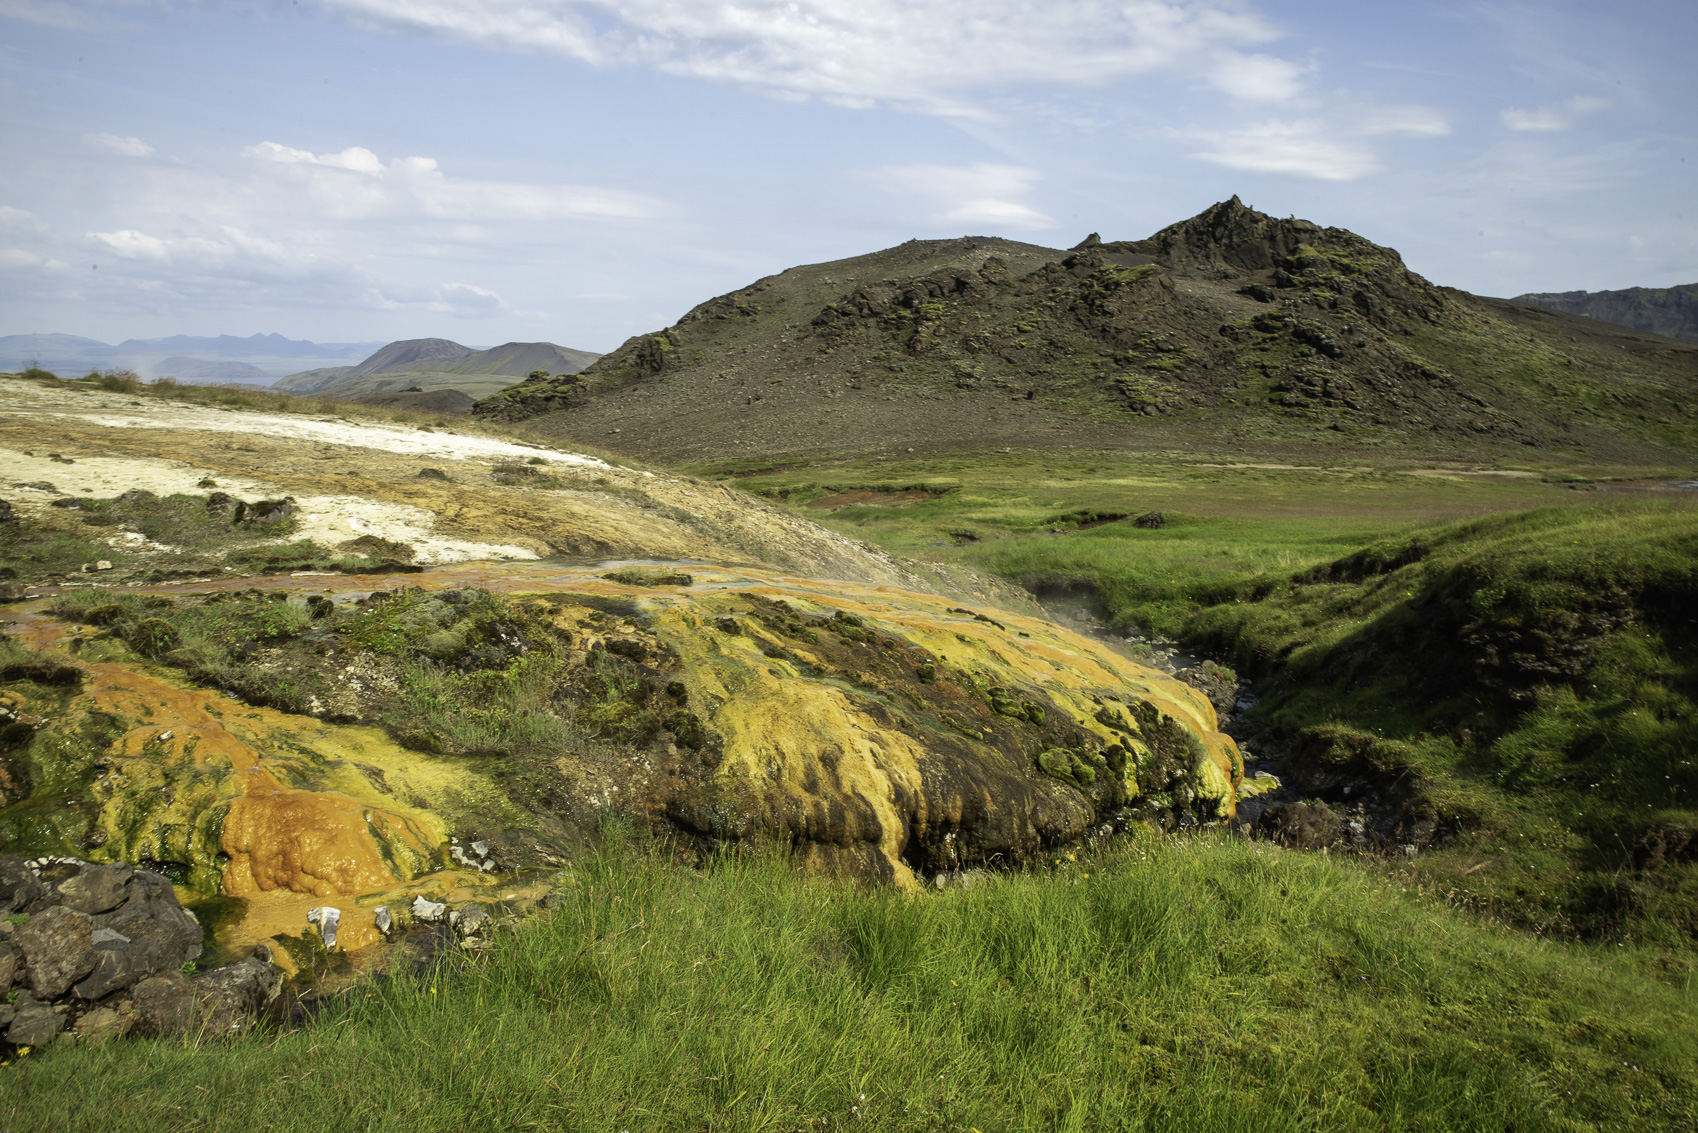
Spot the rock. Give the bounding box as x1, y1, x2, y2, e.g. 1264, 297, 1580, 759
307, 906, 340, 950
1132, 511, 1166, 529
416, 468, 450, 481
5, 995, 64, 1047
1258, 801, 1343, 850
55, 862, 134, 915
92, 869, 202, 969
373, 906, 394, 935
450, 903, 489, 938
72, 1005, 130, 1044
73, 936, 163, 999
411, 895, 447, 923
205, 491, 239, 518
0, 854, 44, 912
16, 904, 97, 998
190, 957, 282, 1036
80, 560, 113, 573
0, 940, 18, 991
0, 498, 13, 523
131, 972, 197, 1037
241, 499, 295, 527
0, 580, 27, 602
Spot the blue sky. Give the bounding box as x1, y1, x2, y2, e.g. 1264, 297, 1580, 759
1, 0, 1692, 352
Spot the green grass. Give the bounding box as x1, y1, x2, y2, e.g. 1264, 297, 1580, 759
1185, 501, 1698, 943
707, 452, 1698, 941
5, 830, 1695, 1131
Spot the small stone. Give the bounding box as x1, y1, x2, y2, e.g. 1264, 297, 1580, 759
373, 906, 393, 935
450, 903, 489, 938
0, 940, 18, 991
416, 468, 450, 481
470, 840, 491, 857
73, 1005, 130, 1044
5, 997, 64, 1047
411, 896, 447, 923
16, 904, 97, 998
306, 906, 341, 950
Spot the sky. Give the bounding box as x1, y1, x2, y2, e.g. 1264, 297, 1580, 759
0, 0, 1693, 353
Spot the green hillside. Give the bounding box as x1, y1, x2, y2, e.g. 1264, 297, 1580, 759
474, 199, 1698, 464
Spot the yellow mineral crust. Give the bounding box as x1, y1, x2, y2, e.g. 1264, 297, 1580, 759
220, 789, 438, 898
626, 571, 1241, 882
4, 608, 451, 904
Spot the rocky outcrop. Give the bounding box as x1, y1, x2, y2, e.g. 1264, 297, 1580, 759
0, 855, 279, 1049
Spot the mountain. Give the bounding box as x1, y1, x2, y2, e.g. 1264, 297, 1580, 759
1513, 283, 1698, 344
0, 331, 383, 382
275, 339, 601, 405
472, 198, 1698, 464
154, 357, 270, 385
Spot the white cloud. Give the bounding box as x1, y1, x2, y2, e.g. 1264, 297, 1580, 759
1186, 102, 1450, 181
244, 140, 661, 220
858, 163, 1055, 231
1501, 95, 1609, 133
87, 132, 156, 157
0, 205, 46, 237
0, 248, 66, 269
324, 0, 1305, 116
1205, 53, 1306, 102
86, 228, 168, 260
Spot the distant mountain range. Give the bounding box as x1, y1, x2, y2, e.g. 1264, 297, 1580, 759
274, 338, 602, 412
1514, 284, 1698, 344
0, 332, 386, 383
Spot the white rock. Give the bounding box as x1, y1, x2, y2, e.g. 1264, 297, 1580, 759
373, 906, 393, 935
411, 896, 447, 923
306, 906, 340, 950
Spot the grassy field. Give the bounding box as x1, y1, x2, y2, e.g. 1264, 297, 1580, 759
5, 830, 1695, 1133
704, 451, 1698, 943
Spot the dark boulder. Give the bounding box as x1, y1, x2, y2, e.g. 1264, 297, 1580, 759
131, 959, 281, 1039
73, 934, 164, 1000
131, 971, 197, 1037
0, 940, 18, 991
92, 869, 202, 969
15, 904, 97, 998
54, 862, 133, 915
4, 993, 63, 1047
1258, 801, 1343, 850
0, 854, 44, 912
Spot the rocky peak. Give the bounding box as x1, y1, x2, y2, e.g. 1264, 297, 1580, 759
1135, 196, 1330, 274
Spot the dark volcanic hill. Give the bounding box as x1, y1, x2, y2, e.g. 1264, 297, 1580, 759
1514, 284, 1698, 344
474, 199, 1698, 463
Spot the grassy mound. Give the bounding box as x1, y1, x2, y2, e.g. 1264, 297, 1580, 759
5, 831, 1694, 1130
1185, 502, 1698, 942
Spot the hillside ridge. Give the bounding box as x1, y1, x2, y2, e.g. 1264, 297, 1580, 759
1514, 282, 1698, 344
473, 198, 1698, 463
